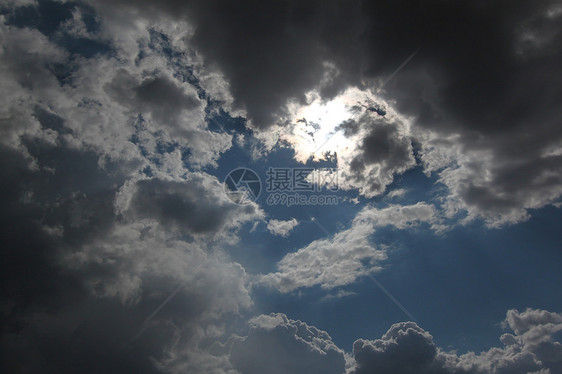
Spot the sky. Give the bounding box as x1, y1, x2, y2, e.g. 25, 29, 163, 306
1, 0, 562, 373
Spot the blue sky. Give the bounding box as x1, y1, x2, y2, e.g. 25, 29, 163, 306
225, 142, 562, 354
1, 1, 562, 373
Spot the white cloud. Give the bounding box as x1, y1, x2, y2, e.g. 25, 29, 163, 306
0, 9, 234, 175
68, 52, 231, 169
353, 202, 439, 230
259, 216, 384, 293
386, 188, 407, 199
267, 218, 299, 237
260, 203, 439, 293
320, 289, 357, 302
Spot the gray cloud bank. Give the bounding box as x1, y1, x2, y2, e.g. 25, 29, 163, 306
231, 308, 562, 374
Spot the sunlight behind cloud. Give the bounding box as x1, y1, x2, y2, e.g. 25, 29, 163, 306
282, 88, 375, 163
279, 87, 417, 197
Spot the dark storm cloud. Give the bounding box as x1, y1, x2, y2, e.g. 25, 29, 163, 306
354, 0, 562, 222
0, 146, 66, 311
356, 1, 562, 222
3, 297, 178, 374
364, 0, 562, 133
93, 0, 365, 128
92, 0, 560, 129
184, 0, 365, 128
0, 125, 128, 309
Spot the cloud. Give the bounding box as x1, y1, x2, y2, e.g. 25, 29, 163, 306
351, 308, 562, 374
89, 0, 366, 129
2, 221, 254, 374
2, 1, 561, 373
0, 136, 259, 373
280, 88, 416, 197
260, 203, 438, 293
340, 116, 415, 197
9, 2, 234, 170
0, 20, 68, 148
104, 69, 202, 131
259, 216, 384, 293
224, 308, 562, 374
501, 308, 562, 370
0, 9, 232, 177
230, 313, 347, 374
0, 118, 258, 372
171, 0, 365, 129
226, 308, 562, 374
355, 1, 562, 226
102, 66, 233, 169
386, 188, 407, 199
420, 131, 562, 226
123, 174, 263, 238
354, 202, 440, 231
0, 3, 263, 372
0, 137, 253, 373
83, 0, 562, 224
351, 322, 446, 374
267, 218, 299, 237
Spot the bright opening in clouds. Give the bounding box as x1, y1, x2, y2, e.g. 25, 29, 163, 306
1, 1, 562, 373
282, 88, 403, 166
283, 89, 361, 162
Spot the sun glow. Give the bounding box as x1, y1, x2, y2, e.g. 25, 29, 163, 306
282, 88, 378, 163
